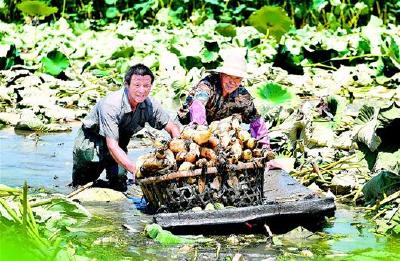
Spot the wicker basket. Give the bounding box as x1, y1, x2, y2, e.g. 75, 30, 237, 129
139, 159, 265, 213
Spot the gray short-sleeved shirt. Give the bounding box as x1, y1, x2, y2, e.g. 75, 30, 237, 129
82, 88, 170, 149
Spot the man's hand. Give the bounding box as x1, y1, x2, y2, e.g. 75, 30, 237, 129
164, 120, 180, 138
126, 163, 136, 175
106, 137, 136, 174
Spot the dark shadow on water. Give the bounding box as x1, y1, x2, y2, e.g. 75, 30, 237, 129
167, 211, 334, 236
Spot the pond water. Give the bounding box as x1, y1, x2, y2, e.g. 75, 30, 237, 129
0, 127, 399, 259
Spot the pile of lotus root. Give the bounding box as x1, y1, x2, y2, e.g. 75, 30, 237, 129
136, 116, 273, 179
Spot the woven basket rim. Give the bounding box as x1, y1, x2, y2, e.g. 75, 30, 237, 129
139, 158, 265, 186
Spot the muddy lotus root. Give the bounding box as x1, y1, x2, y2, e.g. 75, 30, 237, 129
136, 116, 273, 178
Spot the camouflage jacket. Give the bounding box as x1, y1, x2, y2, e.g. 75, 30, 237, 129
177, 74, 259, 124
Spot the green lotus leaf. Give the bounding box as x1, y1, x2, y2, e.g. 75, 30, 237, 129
105, 0, 117, 5
0, 44, 23, 70
384, 36, 400, 68
363, 0, 376, 7
180, 56, 202, 70
247, 6, 293, 42
256, 82, 292, 105
46, 198, 90, 218
16, 1, 58, 17
312, 0, 328, 12
200, 49, 218, 63
362, 170, 400, 205
106, 7, 119, 18
374, 150, 400, 174
205, 0, 223, 6
168, 7, 184, 26
215, 23, 237, 37
155, 8, 170, 25
355, 105, 381, 152
356, 105, 376, 125
378, 102, 400, 127
41, 50, 69, 76
357, 38, 371, 55
92, 69, 109, 77
111, 46, 135, 59
204, 41, 219, 52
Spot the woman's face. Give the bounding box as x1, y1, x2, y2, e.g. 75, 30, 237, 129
220, 73, 242, 95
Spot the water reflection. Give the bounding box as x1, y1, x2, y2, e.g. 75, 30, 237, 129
0, 127, 76, 193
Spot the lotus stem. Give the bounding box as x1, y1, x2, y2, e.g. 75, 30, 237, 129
302, 63, 337, 70
388, 206, 399, 222
380, 190, 400, 206
372, 208, 388, 220
0, 187, 21, 194
26, 196, 40, 235
330, 54, 388, 61
0, 198, 22, 224
22, 181, 28, 227
352, 187, 363, 203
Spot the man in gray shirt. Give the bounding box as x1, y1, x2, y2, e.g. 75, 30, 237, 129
72, 64, 180, 191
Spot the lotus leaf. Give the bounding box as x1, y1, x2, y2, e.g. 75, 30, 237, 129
361, 16, 384, 55
256, 82, 292, 105
145, 224, 195, 245
155, 8, 170, 25
145, 224, 210, 246
204, 0, 223, 6
382, 35, 400, 74
200, 49, 218, 63
46, 198, 90, 218
111, 46, 135, 59
374, 150, 400, 174
308, 122, 335, 147
134, 0, 155, 18
106, 7, 119, 19
362, 170, 400, 205
354, 2, 369, 15
0, 112, 19, 126
248, 6, 293, 42
105, 0, 117, 5
16, 1, 58, 17
168, 7, 184, 26
41, 50, 69, 76
312, 0, 329, 12
354, 105, 381, 152
180, 56, 202, 70
0, 44, 22, 70
215, 23, 237, 37
378, 102, 400, 127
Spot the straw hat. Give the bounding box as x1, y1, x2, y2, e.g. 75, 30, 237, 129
213, 47, 249, 78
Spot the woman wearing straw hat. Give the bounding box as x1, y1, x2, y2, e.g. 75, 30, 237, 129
177, 47, 269, 148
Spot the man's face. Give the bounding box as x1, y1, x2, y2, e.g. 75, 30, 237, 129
127, 75, 152, 104
221, 73, 242, 95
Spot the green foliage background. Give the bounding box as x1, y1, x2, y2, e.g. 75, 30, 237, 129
1, 0, 399, 29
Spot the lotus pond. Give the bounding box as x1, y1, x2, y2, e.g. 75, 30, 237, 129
1, 1, 400, 259
1, 127, 399, 260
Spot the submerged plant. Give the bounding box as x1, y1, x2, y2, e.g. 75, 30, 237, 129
0, 182, 90, 260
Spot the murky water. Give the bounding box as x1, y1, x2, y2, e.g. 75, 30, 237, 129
0, 127, 399, 259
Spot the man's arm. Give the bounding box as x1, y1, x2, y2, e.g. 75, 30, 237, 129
164, 120, 180, 138
106, 137, 136, 174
